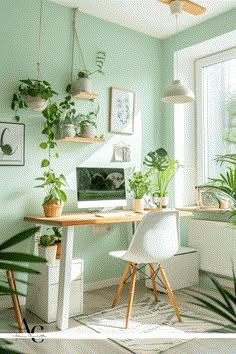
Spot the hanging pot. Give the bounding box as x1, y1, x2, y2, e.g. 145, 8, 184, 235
24, 95, 48, 111
80, 124, 97, 138
78, 78, 92, 93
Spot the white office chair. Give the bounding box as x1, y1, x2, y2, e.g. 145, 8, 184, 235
109, 210, 182, 328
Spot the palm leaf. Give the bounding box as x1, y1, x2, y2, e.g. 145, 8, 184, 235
0, 227, 40, 251
0, 252, 46, 263
0, 262, 40, 274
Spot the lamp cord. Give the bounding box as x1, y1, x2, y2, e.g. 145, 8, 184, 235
175, 13, 179, 80
70, 8, 88, 84
37, 0, 43, 80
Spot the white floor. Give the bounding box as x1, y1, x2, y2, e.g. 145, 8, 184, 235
1, 281, 236, 353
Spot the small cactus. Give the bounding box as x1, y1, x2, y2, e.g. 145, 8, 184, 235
39, 234, 55, 247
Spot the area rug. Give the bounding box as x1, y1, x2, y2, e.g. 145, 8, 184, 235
75, 296, 222, 354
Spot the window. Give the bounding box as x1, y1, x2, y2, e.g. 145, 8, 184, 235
195, 48, 236, 185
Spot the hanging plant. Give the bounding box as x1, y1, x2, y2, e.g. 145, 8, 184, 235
11, 79, 57, 122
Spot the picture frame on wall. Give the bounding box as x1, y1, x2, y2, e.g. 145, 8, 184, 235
0, 122, 25, 166
109, 87, 135, 134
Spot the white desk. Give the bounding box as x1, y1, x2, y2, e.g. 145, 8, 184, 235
24, 211, 147, 330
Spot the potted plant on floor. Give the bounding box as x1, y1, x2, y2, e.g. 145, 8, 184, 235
128, 171, 151, 212
11, 79, 57, 121
144, 148, 180, 208
38, 234, 57, 264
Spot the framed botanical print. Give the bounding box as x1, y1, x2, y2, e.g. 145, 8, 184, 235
109, 87, 135, 134
0, 122, 25, 166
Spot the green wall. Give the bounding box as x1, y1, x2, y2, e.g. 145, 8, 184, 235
0, 0, 161, 286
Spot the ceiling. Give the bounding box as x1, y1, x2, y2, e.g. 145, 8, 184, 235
48, 0, 235, 38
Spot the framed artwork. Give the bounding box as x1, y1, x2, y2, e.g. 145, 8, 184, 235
197, 189, 220, 208
0, 122, 25, 166
109, 87, 135, 134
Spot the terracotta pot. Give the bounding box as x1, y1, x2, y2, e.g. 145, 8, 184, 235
38, 244, 57, 264
43, 199, 64, 217
54, 241, 61, 259
24, 95, 48, 111
132, 199, 144, 212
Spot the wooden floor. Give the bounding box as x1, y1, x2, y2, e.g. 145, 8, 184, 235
1, 281, 236, 353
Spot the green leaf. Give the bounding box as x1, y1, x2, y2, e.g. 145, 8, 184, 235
0, 263, 40, 274
0, 227, 40, 251
0, 286, 25, 297
0, 253, 46, 263
40, 142, 48, 149
15, 116, 20, 122
41, 159, 50, 168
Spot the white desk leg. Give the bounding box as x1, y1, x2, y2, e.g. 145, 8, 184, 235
56, 226, 74, 330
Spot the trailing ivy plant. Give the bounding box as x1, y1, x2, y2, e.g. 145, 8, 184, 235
11, 79, 57, 121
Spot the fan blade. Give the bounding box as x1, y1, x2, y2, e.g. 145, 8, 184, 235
182, 1, 206, 15
159, 0, 206, 16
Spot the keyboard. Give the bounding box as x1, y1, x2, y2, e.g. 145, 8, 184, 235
95, 211, 134, 218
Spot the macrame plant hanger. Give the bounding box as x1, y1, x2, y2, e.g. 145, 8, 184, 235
37, 0, 43, 80
70, 8, 88, 87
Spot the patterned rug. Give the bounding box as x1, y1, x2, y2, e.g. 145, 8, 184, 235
75, 297, 222, 354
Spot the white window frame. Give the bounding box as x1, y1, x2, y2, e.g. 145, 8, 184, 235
195, 47, 236, 185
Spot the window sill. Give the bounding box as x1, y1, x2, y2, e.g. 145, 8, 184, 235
176, 206, 232, 216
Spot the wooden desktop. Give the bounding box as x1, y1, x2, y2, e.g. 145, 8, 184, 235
24, 210, 152, 330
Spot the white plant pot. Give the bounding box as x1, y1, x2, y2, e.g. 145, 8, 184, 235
132, 199, 144, 212
154, 196, 169, 209
78, 78, 92, 93
24, 95, 48, 111
80, 125, 97, 138
63, 124, 76, 138
38, 244, 57, 264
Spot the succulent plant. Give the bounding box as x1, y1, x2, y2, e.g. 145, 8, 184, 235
39, 234, 55, 247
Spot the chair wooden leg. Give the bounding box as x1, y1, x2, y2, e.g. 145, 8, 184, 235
158, 264, 181, 322
149, 263, 158, 302
125, 263, 138, 329
6, 271, 24, 333
112, 262, 131, 308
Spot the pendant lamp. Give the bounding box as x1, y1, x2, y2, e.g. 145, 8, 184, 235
162, 1, 194, 104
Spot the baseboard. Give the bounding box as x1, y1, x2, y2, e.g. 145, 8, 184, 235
0, 296, 25, 310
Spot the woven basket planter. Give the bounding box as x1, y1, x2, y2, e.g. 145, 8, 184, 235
43, 200, 64, 217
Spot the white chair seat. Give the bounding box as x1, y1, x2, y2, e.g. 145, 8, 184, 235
109, 210, 181, 329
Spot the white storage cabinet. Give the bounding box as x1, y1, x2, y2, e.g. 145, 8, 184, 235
146, 247, 199, 292
26, 259, 83, 323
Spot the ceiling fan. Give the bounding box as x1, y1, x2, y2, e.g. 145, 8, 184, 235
160, 0, 206, 16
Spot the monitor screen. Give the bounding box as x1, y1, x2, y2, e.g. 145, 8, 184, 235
76, 167, 127, 209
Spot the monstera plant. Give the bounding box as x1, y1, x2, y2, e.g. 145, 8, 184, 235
144, 147, 180, 208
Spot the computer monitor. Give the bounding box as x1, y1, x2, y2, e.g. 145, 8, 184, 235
76, 167, 127, 209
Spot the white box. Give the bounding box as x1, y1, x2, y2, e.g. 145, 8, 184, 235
26, 259, 83, 323
145, 247, 199, 292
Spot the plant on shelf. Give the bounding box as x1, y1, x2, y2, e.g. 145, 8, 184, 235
59, 95, 80, 138
11, 79, 57, 121
48, 226, 62, 259
128, 170, 151, 212
144, 147, 180, 208
78, 102, 99, 138
38, 234, 57, 264
67, 51, 106, 95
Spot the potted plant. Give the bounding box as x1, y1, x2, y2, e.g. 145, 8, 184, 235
11, 79, 57, 121
35, 170, 68, 217
59, 95, 81, 138
144, 148, 180, 208
51, 226, 62, 259
128, 171, 151, 212
67, 51, 106, 94
38, 234, 57, 264
196, 153, 236, 209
